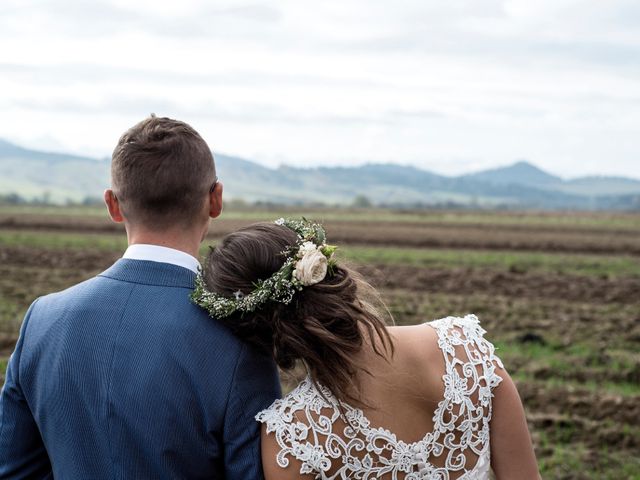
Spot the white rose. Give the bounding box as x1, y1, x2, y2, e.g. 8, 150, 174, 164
294, 250, 328, 286
298, 241, 318, 257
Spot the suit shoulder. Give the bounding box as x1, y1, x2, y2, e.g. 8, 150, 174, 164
186, 302, 247, 350
29, 275, 105, 310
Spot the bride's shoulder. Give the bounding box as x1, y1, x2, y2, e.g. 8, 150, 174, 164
392, 314, 488, 355
391, 314, 502, 373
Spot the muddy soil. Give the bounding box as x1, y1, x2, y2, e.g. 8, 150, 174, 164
356, 263, 640, 305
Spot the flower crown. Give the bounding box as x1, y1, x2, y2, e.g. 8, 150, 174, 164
191, 218, 337, 319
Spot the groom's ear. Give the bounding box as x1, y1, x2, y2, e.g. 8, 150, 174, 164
104, 189, 125, 223
208, 181, 223, 219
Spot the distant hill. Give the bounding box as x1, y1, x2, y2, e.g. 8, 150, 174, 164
0, 140, 111, 203
1, 139, 639, 210
463, 160, 562, 187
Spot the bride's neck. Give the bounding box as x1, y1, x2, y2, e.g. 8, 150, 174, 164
352, 323, 395, 375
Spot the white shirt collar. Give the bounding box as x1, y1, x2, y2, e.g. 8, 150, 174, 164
122, 244, 200, 274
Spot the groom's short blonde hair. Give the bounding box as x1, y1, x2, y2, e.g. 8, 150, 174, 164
111, 115, 216, 229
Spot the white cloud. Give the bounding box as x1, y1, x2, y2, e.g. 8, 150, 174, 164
0, 0, 639, 179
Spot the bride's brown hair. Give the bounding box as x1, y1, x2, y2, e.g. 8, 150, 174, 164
202, 222, 394, 405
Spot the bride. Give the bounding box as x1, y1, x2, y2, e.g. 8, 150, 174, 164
192, 218, 540, 479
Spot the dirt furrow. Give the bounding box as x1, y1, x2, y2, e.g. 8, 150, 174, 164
357, 264, 640, 305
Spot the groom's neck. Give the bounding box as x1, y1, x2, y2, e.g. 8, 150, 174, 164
126, 227, 203, 259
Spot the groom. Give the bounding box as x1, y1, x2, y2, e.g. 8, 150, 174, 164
0, 116, 281, 478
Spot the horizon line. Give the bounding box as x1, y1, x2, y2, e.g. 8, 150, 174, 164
1, 136, 639, 182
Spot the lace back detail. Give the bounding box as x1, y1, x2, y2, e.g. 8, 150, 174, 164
256, 314, 504, 479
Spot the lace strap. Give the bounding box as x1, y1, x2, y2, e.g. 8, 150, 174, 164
255, 379, 333, 477
424, 314, 504, 474
431, 314, 504, 375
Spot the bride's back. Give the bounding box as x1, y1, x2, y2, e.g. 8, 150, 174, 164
257, 315, 505, 479
353, 321, 446, 441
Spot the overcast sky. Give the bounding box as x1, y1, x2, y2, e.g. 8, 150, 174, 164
1, 0, 639, 178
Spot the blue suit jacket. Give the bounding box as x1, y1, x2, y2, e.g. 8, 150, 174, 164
0, 259, 281, 479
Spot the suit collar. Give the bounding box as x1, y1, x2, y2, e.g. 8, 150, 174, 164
122, 244, 200, 274
98, 258, 197, 289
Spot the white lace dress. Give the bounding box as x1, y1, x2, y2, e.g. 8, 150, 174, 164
255, 315, 505, 480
